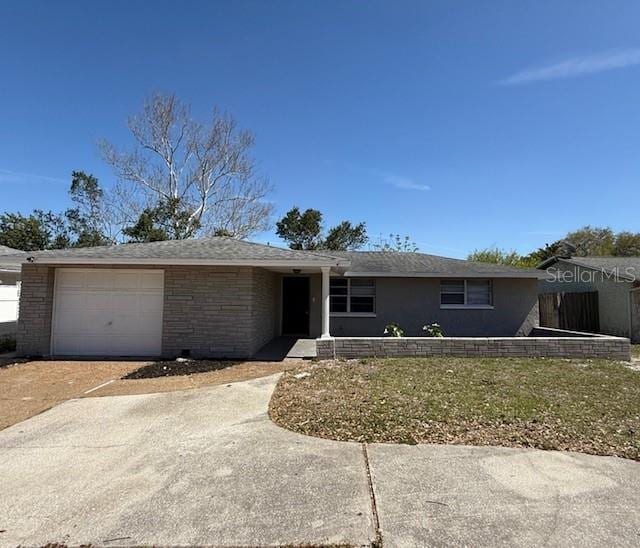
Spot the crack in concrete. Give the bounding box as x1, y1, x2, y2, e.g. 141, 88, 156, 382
362, 443, 383, 547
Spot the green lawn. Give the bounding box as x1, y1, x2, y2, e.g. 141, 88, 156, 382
632, 345, 640, 359
269, 357, 640, 461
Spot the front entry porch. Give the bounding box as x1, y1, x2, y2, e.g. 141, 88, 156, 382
266, 265, 333, 340
253, 337, 317, 361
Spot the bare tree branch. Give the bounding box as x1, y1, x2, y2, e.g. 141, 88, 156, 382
100, 93, 273, 239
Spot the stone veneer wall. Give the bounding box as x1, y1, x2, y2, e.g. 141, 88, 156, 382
249, 268, 279, 355
17, 264, 279, 359
316, 334, 630, 361
16, 264, 55, 356
162, 266, 256, 358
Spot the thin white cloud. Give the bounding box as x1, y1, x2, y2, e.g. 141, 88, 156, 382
384, 173, 430, 192
499, 48, 640, 85
344, 163, 430, 192
0, 169, 66, 185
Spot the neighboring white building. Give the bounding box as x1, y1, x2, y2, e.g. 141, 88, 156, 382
0, 245, 25, 329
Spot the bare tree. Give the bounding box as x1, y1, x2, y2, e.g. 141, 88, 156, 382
99, 93, 273, 239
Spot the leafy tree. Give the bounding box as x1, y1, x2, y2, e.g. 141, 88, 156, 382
372, 233, 419, 252
0, 210, 70, 251
276, 207, 323, 250
323, 221, 367, 251
470, 226, 640, 270
467, 247, 534, 267
276, 207, 367, 251
612, 231, 640, 256
522, 240, 565, 265
211, 228, 234, 237
122, 209, 168, 243
64, 170, 111, 247
100, 93, 273, 239
122, 198, 199, 243
564, 226, 615, 256
0, 171, 111, 250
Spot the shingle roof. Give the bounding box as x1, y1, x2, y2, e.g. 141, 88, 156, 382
331, 251, 541, 278
542, 256, 640, 281
27, 239, 542, 277
0, 245, 25, 271
0, 245, 25, 256
569, 256, 640, 271
28, 237, 348, 265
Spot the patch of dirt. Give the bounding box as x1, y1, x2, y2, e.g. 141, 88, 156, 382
96, 360, 299, 397
1, 358, 299, 430
123, 359, 242, 379
0, 360, 143, 430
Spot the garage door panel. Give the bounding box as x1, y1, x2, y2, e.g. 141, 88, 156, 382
55, 315, 87, 335
137, 294, 165, 311
115, 314, 162, 334
52, 269, 164, 356
108, 292, 163, 311
54, 291, 88, 311
56, 270, 90, 290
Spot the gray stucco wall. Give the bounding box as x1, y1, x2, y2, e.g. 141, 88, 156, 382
539, 260, 634, 338
17, 265, 279, 359
324, 277, 539, 338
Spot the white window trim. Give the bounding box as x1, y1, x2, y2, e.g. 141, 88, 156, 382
330, 278, 377, 317
440, 279, 494, 310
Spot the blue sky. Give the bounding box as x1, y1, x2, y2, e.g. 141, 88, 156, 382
1, 0, 639, 258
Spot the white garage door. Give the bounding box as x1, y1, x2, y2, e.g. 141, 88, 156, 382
52, 269, 164, 356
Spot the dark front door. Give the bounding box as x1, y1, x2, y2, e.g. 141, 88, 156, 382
282, 277, 310, 335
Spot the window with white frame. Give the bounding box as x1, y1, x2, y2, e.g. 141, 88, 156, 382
440, 279, 492, 307
330, 278, 376, 314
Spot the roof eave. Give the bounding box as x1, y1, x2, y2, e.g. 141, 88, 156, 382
536, 256, 559, 269
342, 270, 543, 279
27, 257, 351, 268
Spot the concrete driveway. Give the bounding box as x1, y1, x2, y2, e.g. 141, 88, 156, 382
1, 375, 639, 547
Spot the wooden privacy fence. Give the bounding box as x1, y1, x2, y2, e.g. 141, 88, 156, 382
539, 291, 600, 333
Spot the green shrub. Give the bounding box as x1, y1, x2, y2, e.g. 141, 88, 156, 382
383, 322, 404, 337
422, 323, 444, 337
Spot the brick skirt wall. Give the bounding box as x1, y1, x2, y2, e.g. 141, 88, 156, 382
316, 333, 631, 361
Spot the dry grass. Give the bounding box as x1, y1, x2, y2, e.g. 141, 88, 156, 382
270, 357, 640, 461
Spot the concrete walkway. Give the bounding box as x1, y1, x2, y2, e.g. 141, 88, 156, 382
1, 375, 639, 547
